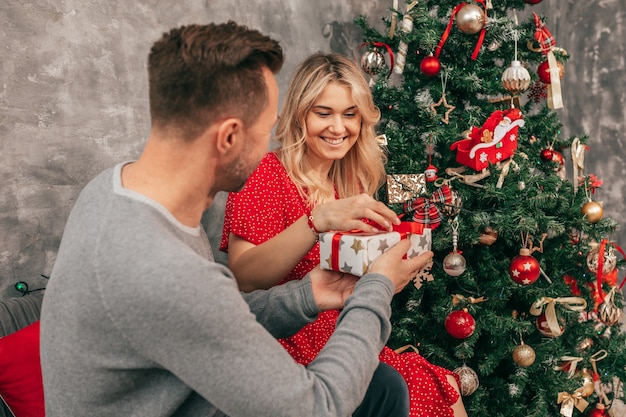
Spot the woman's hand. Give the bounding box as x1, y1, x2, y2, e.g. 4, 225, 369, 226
309, 194, 401, 234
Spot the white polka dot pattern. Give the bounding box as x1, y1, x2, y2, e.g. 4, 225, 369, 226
221, 152, 461, 416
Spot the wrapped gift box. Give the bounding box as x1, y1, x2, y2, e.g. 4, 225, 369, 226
319, 227, 432, 276
386, 174, 426, 204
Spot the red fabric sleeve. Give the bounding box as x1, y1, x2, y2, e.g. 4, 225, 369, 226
220, 152, 307, 252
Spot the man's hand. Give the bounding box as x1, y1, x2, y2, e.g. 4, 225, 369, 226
309, 267, 359, 311
369, 239, 434, 294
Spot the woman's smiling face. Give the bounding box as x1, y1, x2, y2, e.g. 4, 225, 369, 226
304, 82, 361, 168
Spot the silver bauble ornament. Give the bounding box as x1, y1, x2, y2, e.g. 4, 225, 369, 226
360, 50, 386, 76
586, 244, 617, 275
454, 365, 479, 396
455, 4, 486, 35
502, 60, 531, 94
597, 287, 624, 326
443, 251, 467, 276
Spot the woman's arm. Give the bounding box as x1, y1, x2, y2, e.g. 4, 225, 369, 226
228, 195, 402, 292
228, 214, 317, 292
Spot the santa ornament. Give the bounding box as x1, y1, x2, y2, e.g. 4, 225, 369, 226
450, 108, 525, 171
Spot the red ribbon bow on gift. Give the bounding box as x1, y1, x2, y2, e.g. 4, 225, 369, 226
329, 221, 426, 272
403, 184, 452, 229
533, 12, 555, 55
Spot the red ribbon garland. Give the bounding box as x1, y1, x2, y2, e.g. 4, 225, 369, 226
358, 42, 395, 77
435, 0, 487, 61
532, 12, 556, 55
329, 221, 426, 271
403, 184, 453, 229
596, 239, 626, 307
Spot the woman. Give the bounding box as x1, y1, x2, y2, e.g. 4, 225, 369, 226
221, 52, 467, 417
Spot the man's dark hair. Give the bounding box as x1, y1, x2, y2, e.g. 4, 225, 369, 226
148, 21, 284, 140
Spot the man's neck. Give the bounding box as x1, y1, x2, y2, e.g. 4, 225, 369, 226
121, 135, 215, 227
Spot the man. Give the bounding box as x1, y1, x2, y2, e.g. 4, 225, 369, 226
40, 22, 433, 416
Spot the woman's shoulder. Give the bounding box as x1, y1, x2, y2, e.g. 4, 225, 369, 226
254, 151, 289, 181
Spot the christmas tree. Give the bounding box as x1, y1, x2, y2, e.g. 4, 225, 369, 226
356, 1, 626, 416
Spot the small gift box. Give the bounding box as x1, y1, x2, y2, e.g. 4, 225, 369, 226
319, 224, 432, 276
386, 174, 426, 204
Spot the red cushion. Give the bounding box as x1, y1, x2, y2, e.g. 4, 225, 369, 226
0, 321, 44, 417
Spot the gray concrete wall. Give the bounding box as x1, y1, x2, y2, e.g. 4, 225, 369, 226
1, 0, 625, 296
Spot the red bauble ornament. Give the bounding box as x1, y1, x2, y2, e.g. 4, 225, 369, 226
445, 309, 476, 339
420, 54, 441, 77
587, 403, 607, 417
524, 0, 543, 4
551, 150, 565, 166
540, 148, 554, 162
536, 312, 565, 337
537, 60, 565, 84
509, 248, 541, 285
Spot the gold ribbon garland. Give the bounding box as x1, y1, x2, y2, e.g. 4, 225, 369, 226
389, 0, 398, 38
546, 51, 564, 109
530, 297, 587, 337
571, 137, 586, 194
496, 158, 519, 188
590, 349, 610, 405
393, 1, 418, 75
553, 356, 584, 379
557, 391, 589, 417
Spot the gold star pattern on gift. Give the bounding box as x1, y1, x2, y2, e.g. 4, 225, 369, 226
351, 239, 365, 254
430, 93, 455, 124
377, 238, 391, 253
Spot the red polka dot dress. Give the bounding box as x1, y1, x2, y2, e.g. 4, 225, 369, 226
221, 152, 461, 417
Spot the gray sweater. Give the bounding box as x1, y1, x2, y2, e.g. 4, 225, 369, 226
40, 162, 394, 417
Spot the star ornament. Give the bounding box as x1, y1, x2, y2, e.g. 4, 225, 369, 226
430, 94, 455, 124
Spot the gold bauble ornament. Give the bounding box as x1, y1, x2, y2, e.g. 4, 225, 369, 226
455, 4, 486, 35
512, 342, 536, 367
502, 60, 531, 94
454, 364, 479, 396
581, 200, 604, 223
575, 337, 594, 353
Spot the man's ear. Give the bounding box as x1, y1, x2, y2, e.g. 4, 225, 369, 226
215, 118, 244, 155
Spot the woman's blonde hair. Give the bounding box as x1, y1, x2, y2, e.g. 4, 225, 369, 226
275, 52, 386, 208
